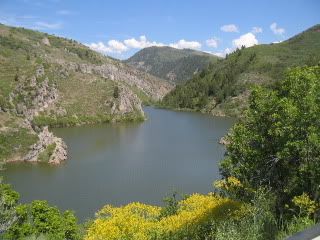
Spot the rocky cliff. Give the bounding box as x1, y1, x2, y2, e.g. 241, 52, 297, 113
0, 24, 173, 165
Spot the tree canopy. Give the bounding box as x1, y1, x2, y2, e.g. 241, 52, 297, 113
220, 66, 320, 215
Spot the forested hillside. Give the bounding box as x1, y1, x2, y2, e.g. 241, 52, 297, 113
162, 24, 320, 116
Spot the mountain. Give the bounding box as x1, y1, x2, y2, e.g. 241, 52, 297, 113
0, 24, 173, 165
124, 46, 220, 84
162, 24, 320, 116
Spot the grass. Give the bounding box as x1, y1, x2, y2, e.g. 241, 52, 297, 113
0, 113, 38, 163
38, 143, 56, 162
0, 23, 152, 130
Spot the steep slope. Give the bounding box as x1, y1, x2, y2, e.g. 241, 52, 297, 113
124, 46, 220, 84
0, 24, 173, 165
162, 24, 320, 116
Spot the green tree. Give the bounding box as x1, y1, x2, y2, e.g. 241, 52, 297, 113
0, 179, 19, 234
113, 85, 119, 99
4, 200, 80, 240
220, 66, 320, 216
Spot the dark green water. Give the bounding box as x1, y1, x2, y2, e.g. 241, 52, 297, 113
2, 107, 234, 221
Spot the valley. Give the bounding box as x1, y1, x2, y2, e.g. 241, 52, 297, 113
0, 2, 319, 237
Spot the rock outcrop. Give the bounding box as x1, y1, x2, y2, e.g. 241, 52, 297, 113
41, 37, 50, 46
109, 85, 144, 116
219, 135, 230, 145
0, 24, 176, 166
10, 66, 68, 165
54, 60, 173, 101
12, 69, 59, 121
24, 126, 67, 164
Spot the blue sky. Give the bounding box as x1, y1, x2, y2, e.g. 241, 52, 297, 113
0, 0, 319, 59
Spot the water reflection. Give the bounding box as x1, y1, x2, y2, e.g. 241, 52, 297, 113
3, 107, 235, 221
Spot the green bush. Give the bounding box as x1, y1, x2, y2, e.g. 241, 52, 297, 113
4, 200, 80, 240
0, 180, 20, 233
220, 66, 320, 217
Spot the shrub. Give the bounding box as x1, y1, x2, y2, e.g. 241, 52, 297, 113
5, 200, 80, 240
85, 194, 241, 240
220, 66, 320, 216
0, 180, 20, 233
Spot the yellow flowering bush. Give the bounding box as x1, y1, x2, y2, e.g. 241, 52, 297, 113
214, 176, 255, 201
85, 194, 242, 240
85, 202, 161, 240
292, 193, 318, 216
214, 176, 243, 190
156, 193, 241, 239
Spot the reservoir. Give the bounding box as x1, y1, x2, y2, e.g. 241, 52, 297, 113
2, 107, 234, 221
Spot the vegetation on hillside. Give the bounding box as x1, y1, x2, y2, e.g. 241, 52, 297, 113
0, 113, 38, 164
0, 24, 147, 119
125, 46, 220, 84
1, 22, 320, 239
0, 178, 80, 240
3, 65, 318, 239
162, 24, 320, 116
0, 23, 171, 164
84, 65, 320, 239
220, 65, 320, 219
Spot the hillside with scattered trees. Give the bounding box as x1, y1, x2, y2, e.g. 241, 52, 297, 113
125, 46, 220, 84
162, 24, 320, 117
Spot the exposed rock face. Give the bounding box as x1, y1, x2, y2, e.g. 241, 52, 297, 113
57, 60, 173, 101
10, 67, 68, 165
110, 85, 144, 116
13, 72, 59, 121
41, 37, 50, 46
166, 71, 177, 82
219, 135, 230, 145
24, 127, 67, 164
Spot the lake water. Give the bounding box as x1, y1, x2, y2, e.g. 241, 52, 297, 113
2, 107, 234, 221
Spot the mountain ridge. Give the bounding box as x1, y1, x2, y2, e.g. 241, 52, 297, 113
162, 24, 320, 117
124, 46, 220, 84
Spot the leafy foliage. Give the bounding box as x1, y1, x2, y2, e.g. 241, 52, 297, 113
220, 66, 320, 217
0, 179, 20, 233
0, 180, 80, 240
4, 200, 80, 240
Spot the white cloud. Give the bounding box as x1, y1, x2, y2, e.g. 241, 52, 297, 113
124, 35, 164, 49
86, 42, 110, 53
88, 36, 201, 55
220, 24, 239, 33
206, 37, 219, 48
212, 48, 233, 57
270, 22, 285, 35
35, 21, 62, 30
87, 40, 128, 54
169, 39, 201, 50
232, 32, 258, 48
108, 40, 128, 53
252, 27, 263, 34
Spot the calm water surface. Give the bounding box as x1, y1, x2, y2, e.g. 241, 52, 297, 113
3, 107, 234, 220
